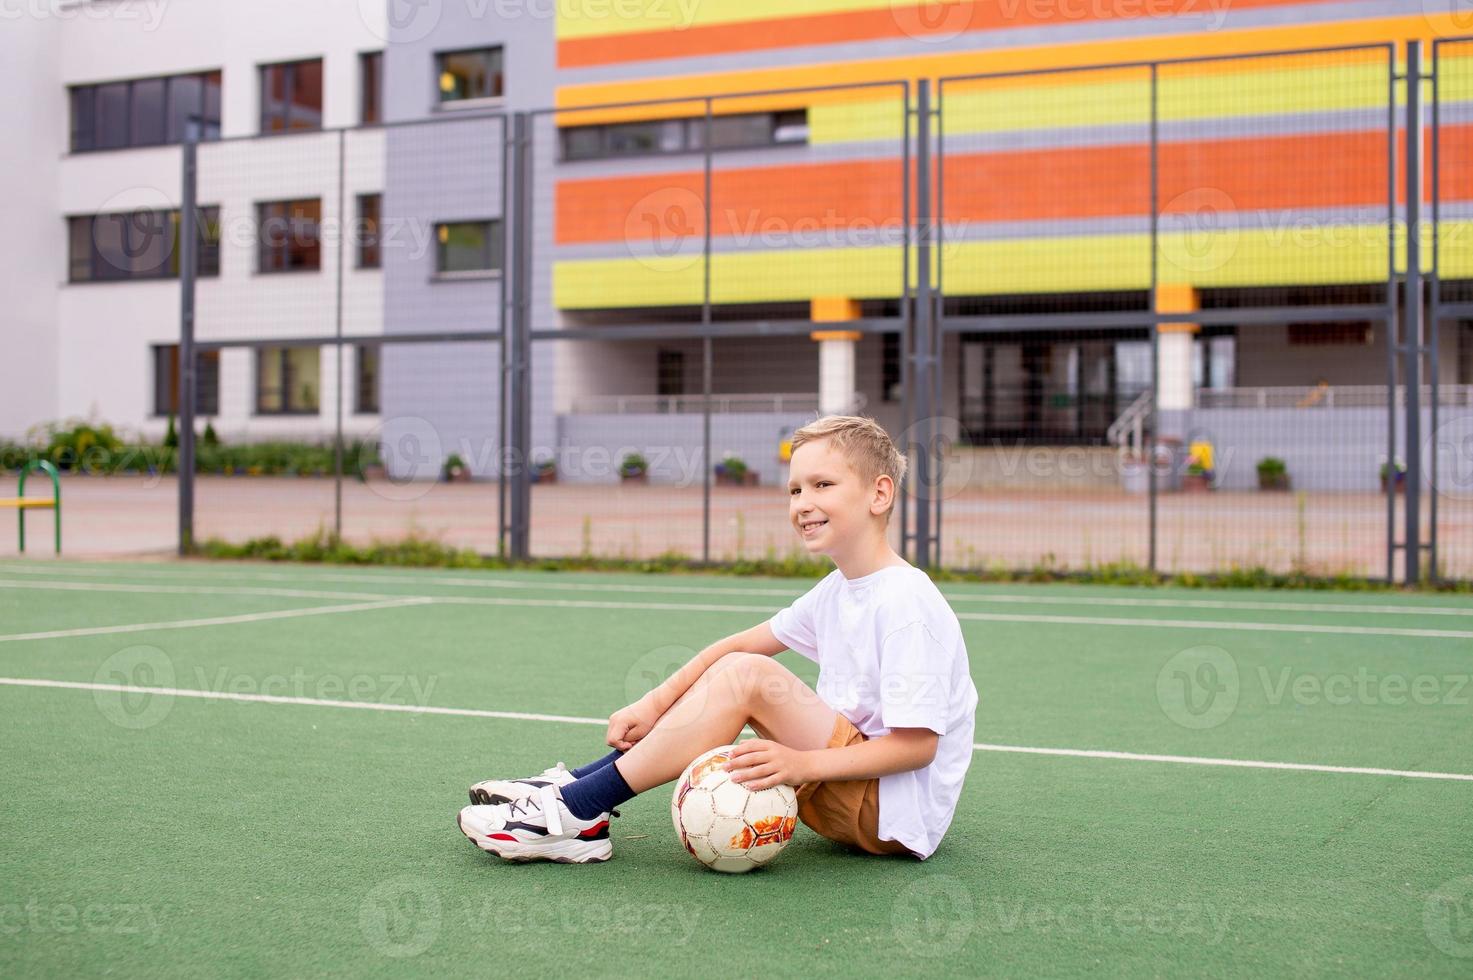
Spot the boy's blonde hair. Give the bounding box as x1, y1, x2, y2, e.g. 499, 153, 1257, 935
789, 415, 908, 519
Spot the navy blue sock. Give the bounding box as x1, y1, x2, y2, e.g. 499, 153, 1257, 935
571, 748, 623, 779
560, 759, 636, 820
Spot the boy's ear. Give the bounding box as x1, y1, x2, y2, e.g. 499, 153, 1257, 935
870, 473, 895, 517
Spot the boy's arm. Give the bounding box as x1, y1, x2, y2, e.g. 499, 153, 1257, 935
726, 728, 939, 791
606, 621, 786, 750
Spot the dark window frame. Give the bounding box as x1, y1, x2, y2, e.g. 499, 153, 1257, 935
255, 346, 322, 416
559, 109, 809, 162
360, 51, 383, 125
355, 344, 381, 415
435, 46, 504, 105
152, 345, 221, 417
434, 219, 503, 275
259, 58, 324, 134
67, 206, 221, 284
357, 193, 382, 269
256, 198, 323, 274
69, 70, 223, 153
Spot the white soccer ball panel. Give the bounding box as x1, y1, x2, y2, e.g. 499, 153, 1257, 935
685, 833, 719, 866
747, 840, 787, 866
676, 788, 717, 838
742, 786, 797, 825
708, 853, 758, 874
709, 778, 751, 818
706, 815, 752, 857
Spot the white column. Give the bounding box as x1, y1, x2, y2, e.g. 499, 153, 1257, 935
814, 331, 859, 415
1158, 330, 1195, 411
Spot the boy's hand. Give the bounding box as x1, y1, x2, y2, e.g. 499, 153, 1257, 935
606, 700, 658, 751
724, 739, 813, 791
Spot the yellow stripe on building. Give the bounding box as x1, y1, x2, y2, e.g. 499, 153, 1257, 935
552, 222, 1469, 308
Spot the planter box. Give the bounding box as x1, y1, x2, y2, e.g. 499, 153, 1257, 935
620, 471, 648, 484
532, 469, 557, 485
715, 471, 759, 487
1182, 473, 1213, 493
1257, 473, 1291, 491
1381, 475, 1405, 494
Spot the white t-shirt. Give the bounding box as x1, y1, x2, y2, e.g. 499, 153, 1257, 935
768, 563, 978, 859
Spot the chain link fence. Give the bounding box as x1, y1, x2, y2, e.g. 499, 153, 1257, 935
157, 42, 1469, 584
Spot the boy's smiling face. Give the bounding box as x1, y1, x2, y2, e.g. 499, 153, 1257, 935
787, 437, 891, 557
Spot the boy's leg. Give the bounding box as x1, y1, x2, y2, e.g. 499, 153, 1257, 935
614, 651, 837, 793
571, 748, 623, 778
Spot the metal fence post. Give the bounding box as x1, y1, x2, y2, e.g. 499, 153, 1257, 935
1428, 40, 1442, 583
702, 98, 713, 565
508, 112, 533, 561
333, 128, 346, 540
1386, 46, 1399, 583
912, 79, 935, 570
178, 136, 198, 556
1147, 63, 1160, 575
1405, 41, 1424, 585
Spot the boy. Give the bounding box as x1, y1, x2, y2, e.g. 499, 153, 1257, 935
458, 415, 977, 862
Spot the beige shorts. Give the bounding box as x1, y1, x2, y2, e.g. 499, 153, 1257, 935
794, 714, 914, 857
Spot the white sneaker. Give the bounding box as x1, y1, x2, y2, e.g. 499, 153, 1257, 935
457, 785, 615, 864
468, 762, 576, 805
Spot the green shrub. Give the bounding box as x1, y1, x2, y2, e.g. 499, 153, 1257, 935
1256, 457, 1287, 478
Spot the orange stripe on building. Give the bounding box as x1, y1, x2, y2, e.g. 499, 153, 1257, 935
556, 125, 1470, 246
558, 0, 1339, 69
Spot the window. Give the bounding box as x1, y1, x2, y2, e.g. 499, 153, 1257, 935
153, 346, 221, 416
257, 346, 321, 415
882, 332, 901, 402
360, 51, 383, 124
435, 220, 502, 274
437, 47, 502, 104
357, 194, 382, 269
260, 59, 323, 133
1287, 322, 1373, 346
67, 207, 221, 283
559, 110, 808, 162
257, 199, 322, 273
356, 345, 380, 414
70, 71, 221, 152
656, 349, 684, 397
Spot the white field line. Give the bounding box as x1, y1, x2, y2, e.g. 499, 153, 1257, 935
951, 611, 1473, 640
3, 675, 1470, 784
969, 743, 1473, 783
2, 561, 1471, 618
4, 577, 1473, 640
0, 578, 403, 602
0, 597, 436, 643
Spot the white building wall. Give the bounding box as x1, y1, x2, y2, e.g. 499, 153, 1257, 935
49, 0, 387, 443
0, 16, 63, 439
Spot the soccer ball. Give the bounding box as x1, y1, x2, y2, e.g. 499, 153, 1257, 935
670, 744, 798, 874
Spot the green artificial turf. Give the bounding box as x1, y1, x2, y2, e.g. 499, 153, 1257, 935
1, 560, 1470, 977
